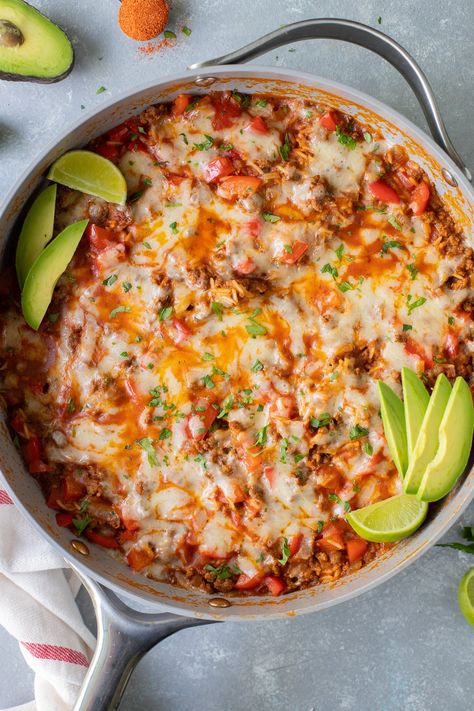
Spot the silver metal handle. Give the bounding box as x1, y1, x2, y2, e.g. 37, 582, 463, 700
189, 19, 471, 181
72, 567, 216, 711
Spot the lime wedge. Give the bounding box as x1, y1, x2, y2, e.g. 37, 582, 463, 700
47, 150, 127, 205
346, 493, 428, 542
458, 567, 474, 627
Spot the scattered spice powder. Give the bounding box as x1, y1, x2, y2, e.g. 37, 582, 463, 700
119, 0, 169, 41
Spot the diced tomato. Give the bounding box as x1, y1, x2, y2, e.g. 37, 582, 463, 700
346, 538, 368, 563
186, 399, 218, 440
444, 332, 459, 360
264, 575, 286, 596
85, 529, 120, 549
25, 436, 41, 462
127, 139, 148, 154
95, 142, 121, 162
169, 317, 192, 345
410, 181, 430, 216
216, 175, 262, 200
56, 512, 74, 528
63, 475, 86, 501
205, 156, 234, 184
234, 430, 263, 474
47, 486, 63, 510
211, 93, 242, 130
86, 224, 117, 252
167, 173, 186, 186
369, 179, 400, 204
276, 240, 308, 265
234, 257, 255, 275
404, 338, 433, 369
172, 93, 191, 116
289, 533, 303, 558
317, 525, 345, 552
247, 218, 262, 237
107, 124, 130, 142
319, 111, 337, 131
245, 116, 268, 134
127, 545, 154, 571
235, 573, 263, 590
10, 414, 25, 434
262, 465, 276, 489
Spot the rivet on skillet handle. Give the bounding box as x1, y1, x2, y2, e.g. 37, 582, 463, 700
71, 565, 218, 711
189, 18, 471, 182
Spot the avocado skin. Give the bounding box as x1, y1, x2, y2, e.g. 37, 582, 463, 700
0, 0, 74, 83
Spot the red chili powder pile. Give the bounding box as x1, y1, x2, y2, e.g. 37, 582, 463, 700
119, 0, 169, 41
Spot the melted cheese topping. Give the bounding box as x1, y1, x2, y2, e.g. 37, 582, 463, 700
1, 91, 472, 593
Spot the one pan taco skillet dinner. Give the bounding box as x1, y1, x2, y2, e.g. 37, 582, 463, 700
1, 89, 473, 598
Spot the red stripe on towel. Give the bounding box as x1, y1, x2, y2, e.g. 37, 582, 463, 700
21, 642, 89, 667
0, 490, 13, 505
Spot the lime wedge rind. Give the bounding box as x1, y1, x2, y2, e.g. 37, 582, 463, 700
458, 567, 474, 627
47, 150, 127, 205
346, 493, 428, 543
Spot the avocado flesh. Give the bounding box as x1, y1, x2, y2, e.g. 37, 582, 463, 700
0, 0, 73, 82
15, 184, 57, 288
417, 377, 474, 502
402, 367, 430, 458
403, 373, 451, 495
21, 219, 88, 330
378, 381, 408, 477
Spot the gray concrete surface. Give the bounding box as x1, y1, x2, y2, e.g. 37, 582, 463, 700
1, 0, 474, 709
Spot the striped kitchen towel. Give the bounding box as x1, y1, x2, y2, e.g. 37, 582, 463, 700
0, 489, 96, 711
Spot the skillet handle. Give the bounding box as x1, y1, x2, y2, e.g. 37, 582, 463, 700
189, 18, 471, 182
72, 568, 217, 711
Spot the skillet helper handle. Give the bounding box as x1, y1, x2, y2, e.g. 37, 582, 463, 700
189, 18, 471, 181
72, 569, 216, 711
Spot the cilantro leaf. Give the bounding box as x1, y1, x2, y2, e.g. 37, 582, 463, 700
278, 537, 290, 565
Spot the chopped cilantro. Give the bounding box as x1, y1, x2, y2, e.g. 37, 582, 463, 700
72, 515, 91, 536
363, 131, 372, 143
120, 351, 129, 358
102, 274, 117, 287
202, 352, 215, 361
96, 86, 106, 94
278, 537, 290, 565
169, 221, 179, 234
66, 398, 76, 413
279, 132, 291, 161
110, 306, 131, 318
407, 294, 426, 316
363, 442, 374, 456
180, 132, 188, 145
159, 306, 173, 321
381, 239, 402, 254
164, 30, 177, 39
321, 263, 338, 280
202, 374, 215, 389
255, 99, 268, 107
122, 282, 133, 293
448, 316, 455, 326
406, 263, 418, 280
48, 312, 59, 324
402, 324, 413, 332
159, 428, 172, 440
255, 425, 268, 447
137, 437, 158, 466
310, 412, 332, 429
338, 281, 355, 293
387, 215, 402, 231
262, 212, 280, 223
143, 177, 152, 187
143, 241, 152, 249
204, 563, 239, 580
218, 395, 234, 418
317, 521, 324, 534
280, 437, 288, 463
251, 359, 264, 373
245, 318, 268, 337
336, 125, 357, 150
181, 25, 192, 36
193, 134, 214, 151
211, 301, 224, 320
335, 244, 345, 261
349, 424, 369, 440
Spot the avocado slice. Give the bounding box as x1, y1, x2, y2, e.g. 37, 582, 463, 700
21, 219, 88, 330
15, 184, 57, 288
402, 367, 430, 458
0, 0, 73, 83
378, 381, 408, 477
403, 373, 452, 495
417, 377, 474, 502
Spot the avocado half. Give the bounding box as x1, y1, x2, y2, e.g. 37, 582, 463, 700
0, 0, 73, 82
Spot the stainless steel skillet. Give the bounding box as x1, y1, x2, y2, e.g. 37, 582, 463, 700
0, 19, 472, 711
